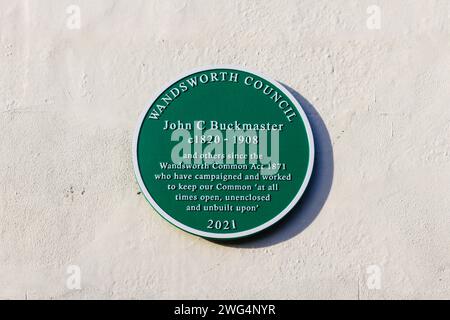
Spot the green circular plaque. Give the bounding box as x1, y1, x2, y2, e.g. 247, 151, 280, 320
133, 66, 314, 239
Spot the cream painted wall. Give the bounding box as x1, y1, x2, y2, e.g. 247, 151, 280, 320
1, 0, 449, 299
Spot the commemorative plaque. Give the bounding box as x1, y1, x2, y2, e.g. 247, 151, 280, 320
133, 66, 314, 239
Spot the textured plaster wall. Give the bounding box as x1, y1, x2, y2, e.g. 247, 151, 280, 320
1, 0, 450, 299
